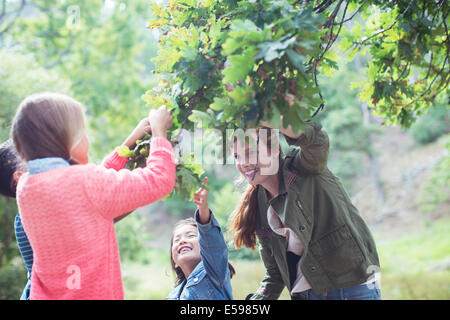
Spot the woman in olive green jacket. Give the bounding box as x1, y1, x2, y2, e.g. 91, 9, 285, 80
229, 122, 381, 300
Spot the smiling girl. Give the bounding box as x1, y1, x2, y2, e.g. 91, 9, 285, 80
167, 177, 235, 300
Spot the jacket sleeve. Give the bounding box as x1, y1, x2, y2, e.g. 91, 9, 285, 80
83, 137, 176, 220
249, 234, 285, 300
284, 122, 329, 174
196, 210, 230, 288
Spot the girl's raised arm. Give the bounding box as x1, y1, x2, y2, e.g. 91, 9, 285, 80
84, 106, 175, 220
83, 136, 175, 220
194, 178, 230, 288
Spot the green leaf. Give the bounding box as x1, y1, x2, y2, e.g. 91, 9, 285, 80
223, 38, 242, 55
286, 49, 306, 72
229, 86, 252, 106
188, 110, 214, 127
222, 47, 258, 84
116, 145, 134, 158
210, 97, 230, 111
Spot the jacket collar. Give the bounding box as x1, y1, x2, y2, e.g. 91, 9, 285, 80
28, 157, 70, 176
167, 262, 206, 299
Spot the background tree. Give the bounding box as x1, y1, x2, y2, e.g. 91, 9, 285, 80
8, 0, 158, 160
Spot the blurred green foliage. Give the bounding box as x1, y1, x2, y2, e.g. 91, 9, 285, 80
0, 259, 27, 300
315, 58, 381, 189
115, 213, 151, 264
418, 134, 450, 212
409, 102, 449, 145
9, 0, 158, 161
0, 50, 73, 141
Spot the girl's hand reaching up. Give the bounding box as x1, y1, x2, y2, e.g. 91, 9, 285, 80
122, 118, 151, 149
194, 177, 210, 224
149, 105, 173, 139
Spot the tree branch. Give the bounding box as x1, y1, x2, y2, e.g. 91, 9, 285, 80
0, 0, 26, 36
0, 0, 6, 20
407, 54, 449, 107
174, 86, 207, 141
44, 33, 75, 69
355, 1, 413, 46
331, 0, 368, 25
309, 0, 349, 117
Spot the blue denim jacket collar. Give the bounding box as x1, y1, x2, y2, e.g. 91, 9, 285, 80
167, 262, 206, 299
28, 157, 70, 176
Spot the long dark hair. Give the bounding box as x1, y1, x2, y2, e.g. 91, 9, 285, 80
170, 217, 236, 287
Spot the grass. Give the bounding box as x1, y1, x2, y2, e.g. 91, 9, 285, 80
122, 218, 450, 300
375, 218, 450, 300
122, 259, 291, 300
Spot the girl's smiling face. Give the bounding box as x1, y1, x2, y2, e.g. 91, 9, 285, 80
171, 224, 201, 271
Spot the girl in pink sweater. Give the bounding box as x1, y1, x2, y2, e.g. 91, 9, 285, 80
11, 93, 176, 300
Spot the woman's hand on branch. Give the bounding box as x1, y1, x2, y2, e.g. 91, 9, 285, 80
260, 118, 303, 140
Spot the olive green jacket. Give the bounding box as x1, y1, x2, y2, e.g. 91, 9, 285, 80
250, 122, 380, 299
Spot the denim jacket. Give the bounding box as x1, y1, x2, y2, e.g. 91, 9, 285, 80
166, 211, 233, 300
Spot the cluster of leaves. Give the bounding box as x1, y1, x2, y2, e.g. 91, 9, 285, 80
339, 0, 449, 127
124, 0, 330, 199
117, 135, 206, 201
146, 0, 328, 134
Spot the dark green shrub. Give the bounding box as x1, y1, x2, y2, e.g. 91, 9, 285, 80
409, 102, 449, 145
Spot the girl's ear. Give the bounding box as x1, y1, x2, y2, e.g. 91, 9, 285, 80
12, 171, 25, 184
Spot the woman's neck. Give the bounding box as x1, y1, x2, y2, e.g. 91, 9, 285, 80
260, 173, 279, 199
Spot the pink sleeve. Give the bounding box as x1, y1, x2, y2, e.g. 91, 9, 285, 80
84, 137, 176, 220
101, 150, 128, 171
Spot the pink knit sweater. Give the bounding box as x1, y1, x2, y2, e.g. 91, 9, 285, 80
17, 137, 175, 300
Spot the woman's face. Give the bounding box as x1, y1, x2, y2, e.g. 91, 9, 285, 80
171, 224, 201, 270
233, 135, 279, 186
70, 133, 89, 164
